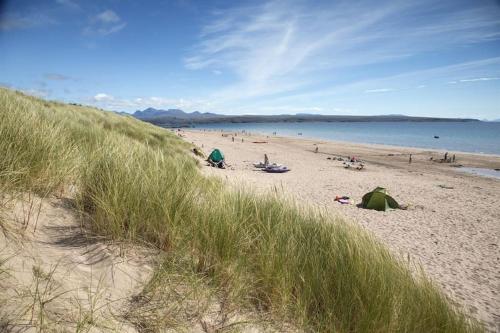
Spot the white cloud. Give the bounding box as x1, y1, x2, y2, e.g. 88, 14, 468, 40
95, 10, 120, 23
93, 93, 114, 102
84, 10, 126, 36
459, 77, 499, 82
446, 76, 500, 85
365, 88, 393, 93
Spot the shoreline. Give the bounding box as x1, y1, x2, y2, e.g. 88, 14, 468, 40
188, 126, 500, 158
187, 128, 500, 171
181, 128, 500, 331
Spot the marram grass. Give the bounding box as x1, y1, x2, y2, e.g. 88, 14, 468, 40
0, 87, 483, 332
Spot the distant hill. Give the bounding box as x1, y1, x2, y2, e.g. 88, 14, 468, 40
132, 110, 479, 128
133, 107, 220, 119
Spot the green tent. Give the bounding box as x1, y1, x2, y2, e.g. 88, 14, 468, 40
208, 149, 224, 163
361, 187, 399, 211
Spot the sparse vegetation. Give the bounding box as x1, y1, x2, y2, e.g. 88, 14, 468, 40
0, 87, 484, 332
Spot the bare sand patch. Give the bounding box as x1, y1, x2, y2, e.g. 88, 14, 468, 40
0, 195, 155, 332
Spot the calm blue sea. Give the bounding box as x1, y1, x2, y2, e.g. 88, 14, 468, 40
195, 121, 500, 155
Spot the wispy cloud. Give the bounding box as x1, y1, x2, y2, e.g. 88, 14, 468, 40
95, 10, 120, 24
0, 13, 56, 31
56, 0, 80, 10
258, 57, 500, 106
22, 88, 51, 98
365, 88, 394, 93
185, 0, 500, 104
448, 76, 500, 84
44, 73, 73, 81
459, 77, 500, 82
83, 10, 126, 36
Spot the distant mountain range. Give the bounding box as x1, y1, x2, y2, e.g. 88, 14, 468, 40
126, 107, 480, 127
133, 107, 220, 119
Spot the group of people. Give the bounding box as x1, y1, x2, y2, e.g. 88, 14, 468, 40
409, 152, 457, 164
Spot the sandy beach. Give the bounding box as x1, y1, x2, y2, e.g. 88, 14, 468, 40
182, 129, 500, 331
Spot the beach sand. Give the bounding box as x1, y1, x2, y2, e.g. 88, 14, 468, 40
182, 129, 500, 331
0, 195, 155, 331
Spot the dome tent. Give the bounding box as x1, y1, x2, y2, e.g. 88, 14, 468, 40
207, 149, 225, 168
361, 187, 399, 211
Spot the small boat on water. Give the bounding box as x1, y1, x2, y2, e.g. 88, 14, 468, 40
434, 135, 440, 139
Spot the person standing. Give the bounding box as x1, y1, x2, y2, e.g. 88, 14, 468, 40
409, 154, 412, 164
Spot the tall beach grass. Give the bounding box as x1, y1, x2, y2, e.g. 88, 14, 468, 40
0, 87, 483, 332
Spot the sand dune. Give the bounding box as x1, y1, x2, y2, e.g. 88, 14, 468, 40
0, 195, 155, 331
183, 129, 500, 332
0, 194, 289, 332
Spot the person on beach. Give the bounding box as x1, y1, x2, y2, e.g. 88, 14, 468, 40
444, 152, 448, 161
232, 136, 235, 142
264, 154, 269, 166
452, 154, 456, 162
315, 146, 319, 153
409, 154, 412, 164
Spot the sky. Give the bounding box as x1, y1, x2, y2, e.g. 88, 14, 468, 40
1, 0, 500, 119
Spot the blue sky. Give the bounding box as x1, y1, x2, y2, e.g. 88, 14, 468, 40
1, 0, 499, 119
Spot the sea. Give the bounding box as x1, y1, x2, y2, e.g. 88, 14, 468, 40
194, 121, 500, 155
